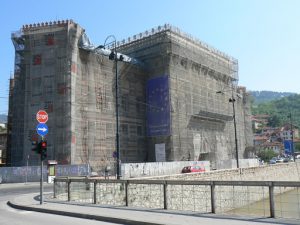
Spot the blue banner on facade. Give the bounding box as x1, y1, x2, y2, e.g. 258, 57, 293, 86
146, 76, 170, 136
284, 140, 294, 155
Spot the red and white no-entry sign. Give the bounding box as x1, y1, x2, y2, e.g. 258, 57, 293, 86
36, 110, 48, 123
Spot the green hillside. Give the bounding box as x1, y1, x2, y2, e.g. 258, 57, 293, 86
252, 94, 300, 128
249, 91, 296, 105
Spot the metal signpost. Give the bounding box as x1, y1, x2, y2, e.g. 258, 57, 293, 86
36, 110, 48, 205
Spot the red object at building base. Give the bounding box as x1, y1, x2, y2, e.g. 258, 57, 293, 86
181, 165, 206, 173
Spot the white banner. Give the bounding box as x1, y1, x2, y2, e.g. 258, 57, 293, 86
155, 143, 166, 162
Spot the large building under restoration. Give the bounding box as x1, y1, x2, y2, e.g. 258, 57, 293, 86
8, 20, 253, 170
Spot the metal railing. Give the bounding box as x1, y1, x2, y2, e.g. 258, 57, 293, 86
54, 178, 300, 219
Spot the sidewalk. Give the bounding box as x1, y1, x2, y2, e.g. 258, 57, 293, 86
7, 193, 300, 225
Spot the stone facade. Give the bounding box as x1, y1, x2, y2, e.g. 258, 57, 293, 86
8, 22, 253, 169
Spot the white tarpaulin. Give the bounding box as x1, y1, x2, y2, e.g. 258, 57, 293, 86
155, 143, 166, 162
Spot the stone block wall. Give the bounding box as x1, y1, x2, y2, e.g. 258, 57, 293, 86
55, 163, 300, 214
121, 160, 210, 179
151, 162, 300, 181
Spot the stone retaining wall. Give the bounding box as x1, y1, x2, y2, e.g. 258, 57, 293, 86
140, 162, 300, 181
121, 161, 210, 179
55, 162, 300, 214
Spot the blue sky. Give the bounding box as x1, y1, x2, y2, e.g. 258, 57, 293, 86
1, 0, 299, 114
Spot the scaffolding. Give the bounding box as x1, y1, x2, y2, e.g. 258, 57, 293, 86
8, 21, 253, 171
118, 24, 251, 169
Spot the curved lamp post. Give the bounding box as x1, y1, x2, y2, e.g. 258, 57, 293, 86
103, 35, 121, 179
216, 89, 239, 168
229, 96, 239, 168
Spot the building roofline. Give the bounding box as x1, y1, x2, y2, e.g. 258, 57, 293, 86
115, 24, 237, 64
12, 19, 77, 38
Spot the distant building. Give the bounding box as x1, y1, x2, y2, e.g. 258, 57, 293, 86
251, 114, 269, 131
260, 141, 283, 154
7, 21, 253, 169
280, 123, 299, 140
253, 120, 300, 156
253, 135, 269, 146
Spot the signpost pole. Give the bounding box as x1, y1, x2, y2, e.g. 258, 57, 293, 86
36, 110, 48, 205
40, 151, 43, 205
40, 135, 45, 205
25, 155, 29, 184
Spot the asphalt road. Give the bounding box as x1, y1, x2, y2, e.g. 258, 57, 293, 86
0, 183, 124, 225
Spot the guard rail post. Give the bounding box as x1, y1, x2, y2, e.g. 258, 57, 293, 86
163, 181, 167, 209
93, 180, 97, 204
269, 182, 275, 218
211, 181, 216, 213
53, 178, 56, 199
125, 180, 129, 206
67, 178, 71, 202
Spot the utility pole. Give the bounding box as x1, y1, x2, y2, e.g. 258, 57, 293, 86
216, 87, 239, 169
114, 43, 121, 179
230, 97, 239, 168
102, 35, 121, 179
288, 112, 295, 161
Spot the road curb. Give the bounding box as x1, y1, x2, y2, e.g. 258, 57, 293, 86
7, 201, 163, 225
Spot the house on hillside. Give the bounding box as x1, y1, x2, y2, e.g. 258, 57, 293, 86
261, 127, 279, 136
251, 115, 269, 132
253, 122, 300, 156
254, 135, 269, 146
260, 141, 283, 154
280, 124, 299, 140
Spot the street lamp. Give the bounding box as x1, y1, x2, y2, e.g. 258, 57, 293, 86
216, 90, 239, 168
102, 35, 121, 179
79, 33, 138, 179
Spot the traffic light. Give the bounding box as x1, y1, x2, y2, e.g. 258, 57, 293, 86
41, 140, 47, 149
40, 140, 47, 160
32, 141, 38, 153
41, 149, 47, 160
32, 140, 47, 160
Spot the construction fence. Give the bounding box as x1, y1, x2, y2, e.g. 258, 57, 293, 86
0, 164, 89, 183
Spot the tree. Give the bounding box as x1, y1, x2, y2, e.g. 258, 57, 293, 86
252, 94, 300, 128
295, 142, 300, 152
0, 127, 6, 133
267, 114, 280, 127
257, 148, 277, 162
